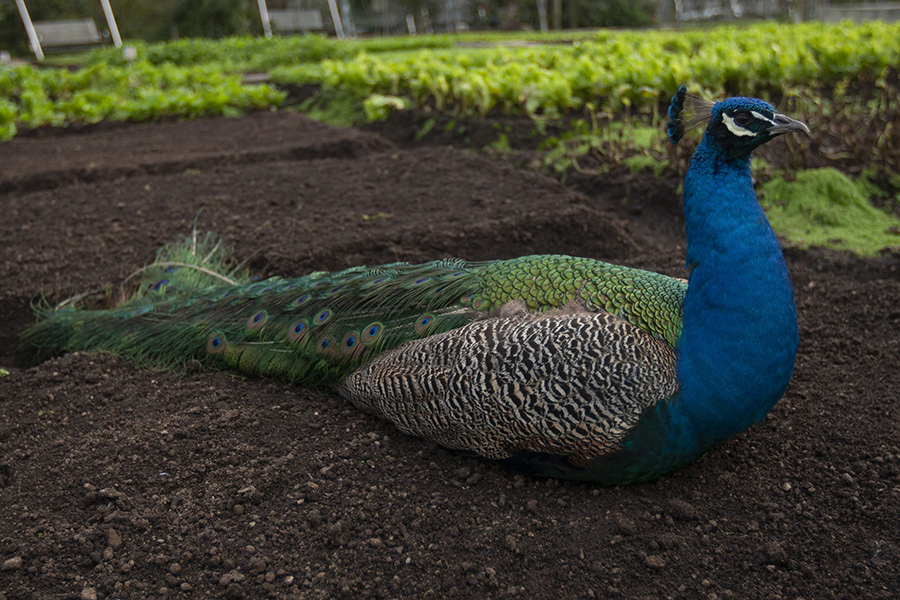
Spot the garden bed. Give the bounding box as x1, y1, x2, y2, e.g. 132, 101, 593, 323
0, 110, 898, 599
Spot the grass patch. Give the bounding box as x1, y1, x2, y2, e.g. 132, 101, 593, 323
760, 168, 900, 256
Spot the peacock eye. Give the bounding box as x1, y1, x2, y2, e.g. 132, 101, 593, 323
734, 112, 752, 127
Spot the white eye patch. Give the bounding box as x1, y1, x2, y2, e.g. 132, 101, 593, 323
721, 113, 756, 137
751, 110, 777, 126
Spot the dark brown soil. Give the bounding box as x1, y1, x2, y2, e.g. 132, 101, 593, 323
1, 111, 899, 600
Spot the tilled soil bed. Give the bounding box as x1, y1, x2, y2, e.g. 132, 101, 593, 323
1, 111, 898, 600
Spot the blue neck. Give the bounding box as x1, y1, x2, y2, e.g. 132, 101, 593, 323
676, 136, 799, 450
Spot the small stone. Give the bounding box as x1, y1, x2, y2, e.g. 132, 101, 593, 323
782, 482, 792, 492
80, 587, 98, 600
284, 575, 294, 585
760, 541, 789, 566
306, 509, 322, 528
108, 528, 122, 548
646, 555, 666, 568
98, 487, 132, 510
233, 504, 245, 515
657, 534, 682, 550
667, 499, 700, 521
169, 562, 181, 575
249, 557, 267, 573
1, 556, 22, 571
614, 515, 635, 535
453, 466, 472, 480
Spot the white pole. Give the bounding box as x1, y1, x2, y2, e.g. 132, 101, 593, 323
257, 0, 273, 38
99, 0, 122, 47
14, 0, 44, 60
326, 0, 345, 39
536, 0, 549, 32
340, 0, 355, 37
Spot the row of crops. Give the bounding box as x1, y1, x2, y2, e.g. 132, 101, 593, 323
0, 63, 285, 140
0, 30, 598, 140
272, 21, 900, 118
1, 21, 898, 141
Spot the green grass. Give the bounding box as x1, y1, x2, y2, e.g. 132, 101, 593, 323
760, 168, 900, 256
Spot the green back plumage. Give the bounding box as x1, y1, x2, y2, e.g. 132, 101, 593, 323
23, 234, 686, 386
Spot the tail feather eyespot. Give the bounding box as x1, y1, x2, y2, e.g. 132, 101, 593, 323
362, 322, 383, 344
341, 332, 363, 358
247, 310, 267, 330
207, 333, 227, 355
415, 314, 434, 333
288, 320, 307, 343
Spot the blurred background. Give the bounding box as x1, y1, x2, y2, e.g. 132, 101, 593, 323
3, 0, 895, 55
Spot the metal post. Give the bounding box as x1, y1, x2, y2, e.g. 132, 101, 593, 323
99, 0, 122, 47
340, 0, 355, 37
14, 0, 44, 60
326, 0, 345, 39
551, 0, 562, 29
257, 0, 273, 38
536, 0, 548, 32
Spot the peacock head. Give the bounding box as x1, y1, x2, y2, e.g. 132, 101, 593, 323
666, 85, 809, 160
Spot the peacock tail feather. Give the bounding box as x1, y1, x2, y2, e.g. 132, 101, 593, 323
24, 234, 686, 388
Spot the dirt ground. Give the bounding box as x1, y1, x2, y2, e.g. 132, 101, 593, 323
1, 110, 898, 600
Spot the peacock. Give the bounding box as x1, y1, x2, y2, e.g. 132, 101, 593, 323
22, 86, 808, 485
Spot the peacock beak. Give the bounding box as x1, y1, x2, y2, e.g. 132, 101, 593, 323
768, 113, 810, 136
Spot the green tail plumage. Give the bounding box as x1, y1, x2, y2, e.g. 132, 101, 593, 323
23, 232, 685, 387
